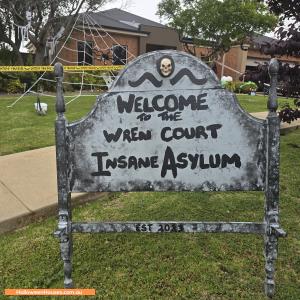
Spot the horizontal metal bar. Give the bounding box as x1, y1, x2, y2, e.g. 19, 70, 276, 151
53, 229, 65, 238
72, 221, 266, 234
270, 225, 287, 237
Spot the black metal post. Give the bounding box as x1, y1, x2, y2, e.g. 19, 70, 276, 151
54, 62, 73, 288
264, 58, 286, 298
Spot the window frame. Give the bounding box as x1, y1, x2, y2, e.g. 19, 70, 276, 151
77, 41, 94, 66
112, 44, 128, 65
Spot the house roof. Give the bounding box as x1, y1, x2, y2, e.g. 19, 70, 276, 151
102, 8, 166, 28
250, 34, 278, 49
181, 34, 279, 50
81, 8, 166, 33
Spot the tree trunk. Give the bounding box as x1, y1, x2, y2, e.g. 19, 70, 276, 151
15, 49, 24, 65
34, 46, 47, 65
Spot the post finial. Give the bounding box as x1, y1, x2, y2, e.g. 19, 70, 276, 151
55, 62, 65, 114
267, 58, 279, 113
54, 62, 64, 78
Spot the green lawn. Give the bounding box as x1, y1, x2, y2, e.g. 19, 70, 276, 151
0, 94, 97, 155
0, 93, 296, 156
237, 94, 295, 113
0, 130, 299, 299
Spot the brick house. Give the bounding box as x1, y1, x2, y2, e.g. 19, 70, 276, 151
58, 8, 181, 67
218, 34, 300, 81
57, 8, 300, 80
183, 34, 300, 81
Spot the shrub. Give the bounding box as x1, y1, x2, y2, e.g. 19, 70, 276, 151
66, 71, 108, 91
0, 72, 38, 93
39, 73, 56, 92
234, 81, 245, 93
19, 72, 37, 88
239, 81, 258, 94
7, 79, 24, 94
278, 99, 300, 123
63, 83, 75, 92
223, 81, 235, 92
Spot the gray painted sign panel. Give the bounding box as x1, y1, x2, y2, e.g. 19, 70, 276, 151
67, 51, 266, 192
67, 52, 265, 192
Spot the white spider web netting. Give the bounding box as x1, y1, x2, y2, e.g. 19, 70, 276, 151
8, 12, 136, 108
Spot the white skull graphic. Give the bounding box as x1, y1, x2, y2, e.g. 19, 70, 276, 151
160, 57, 173, 77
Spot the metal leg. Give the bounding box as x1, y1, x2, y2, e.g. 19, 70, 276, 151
264, 59, 281, 298
264, 237, 277, 298
264, 223, 278, 298
61, 240, 73, 288
54, 209, 73, 288
264, 213, 287, 298
54, 62, 73, 288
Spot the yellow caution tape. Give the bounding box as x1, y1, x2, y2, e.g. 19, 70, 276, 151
65, 65, 124, 71
0, 65, 124, 72
0, 66, 53, 72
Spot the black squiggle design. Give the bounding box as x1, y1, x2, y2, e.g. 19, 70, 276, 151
170, 68, 207, 86
129, 72, 163, 88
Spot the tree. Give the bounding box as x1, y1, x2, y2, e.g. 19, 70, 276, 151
261, 0, 300, 57
157, 0, 277, 59
0, 0, 112, 65
260, 1, 300, 123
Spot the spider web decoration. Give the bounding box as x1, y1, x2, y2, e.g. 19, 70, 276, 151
8, 12, 136, 108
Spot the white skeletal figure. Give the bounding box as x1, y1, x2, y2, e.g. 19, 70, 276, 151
26, 10, 32, 23
160, 57, 173, 77
46, 26, 65, 61
17, 10, 32, 42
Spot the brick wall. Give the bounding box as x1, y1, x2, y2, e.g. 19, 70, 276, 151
182, 44, 246, 80
58, 29, 139, 65
221, 46, 247, 81
183, 43, 300, 81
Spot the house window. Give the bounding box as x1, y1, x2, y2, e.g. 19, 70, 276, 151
77, 41, 93, 65
112, 45, 127, 65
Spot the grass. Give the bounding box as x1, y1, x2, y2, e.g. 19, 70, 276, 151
0, 129, 300, 299
0, 91, 299, 298
236, 93, 295, 113
0, 94, 97, 156
0, 93, 296, 156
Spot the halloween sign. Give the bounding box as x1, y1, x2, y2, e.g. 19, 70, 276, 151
54, 52, 286, 298
67, 51, 266, 192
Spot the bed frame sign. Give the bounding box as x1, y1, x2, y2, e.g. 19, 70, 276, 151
54, 51, 286, 298
67, 52, 265, 192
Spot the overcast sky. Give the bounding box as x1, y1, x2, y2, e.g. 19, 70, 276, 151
101, 0, 278, 38
102, 0, 162, 23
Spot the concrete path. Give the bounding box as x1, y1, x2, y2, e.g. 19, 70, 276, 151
0, 147, 102, 234
251, 111, 300, 133
0, 113, 299, 234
